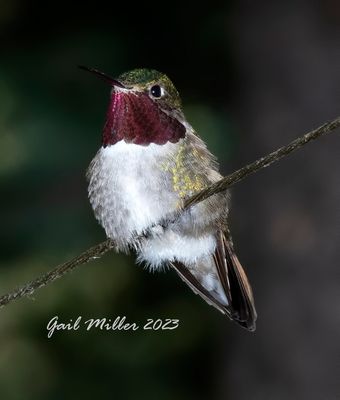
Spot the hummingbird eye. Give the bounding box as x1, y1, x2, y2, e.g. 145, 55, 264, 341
149, 84, 164, 99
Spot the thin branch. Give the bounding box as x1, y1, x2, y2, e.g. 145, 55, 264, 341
0, 239, 115, 308
0, 116, 339, 309
183, 117, 340, 209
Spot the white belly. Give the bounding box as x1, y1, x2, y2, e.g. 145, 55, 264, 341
137, 228, 216, 268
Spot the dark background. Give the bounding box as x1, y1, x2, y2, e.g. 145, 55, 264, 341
0, 1, 339, 399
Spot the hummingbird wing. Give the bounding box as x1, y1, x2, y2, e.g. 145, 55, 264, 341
171, 230, 257, 331
171, 260, 230, 315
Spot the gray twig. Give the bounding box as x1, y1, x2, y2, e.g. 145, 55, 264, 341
0, 239, 115, 308
0, 116, 339, 309
183, 117, 340, 209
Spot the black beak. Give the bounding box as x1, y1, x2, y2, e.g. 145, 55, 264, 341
78, 65, 126, 88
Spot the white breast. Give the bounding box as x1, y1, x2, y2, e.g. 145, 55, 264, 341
87, 140, 181, 248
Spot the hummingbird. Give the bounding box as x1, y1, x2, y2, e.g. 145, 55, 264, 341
81, 66, 257, 331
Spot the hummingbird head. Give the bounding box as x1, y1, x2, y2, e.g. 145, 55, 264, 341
80, 66, 186, 147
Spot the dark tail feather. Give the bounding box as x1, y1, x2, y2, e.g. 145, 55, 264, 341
215, 230, 257, 331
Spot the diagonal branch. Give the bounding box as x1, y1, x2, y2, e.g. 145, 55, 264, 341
183, 117, 340, 209
0, 116, 339, 309
0, 239, 115, 308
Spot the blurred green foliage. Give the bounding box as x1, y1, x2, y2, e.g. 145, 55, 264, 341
0, 1, 239, 399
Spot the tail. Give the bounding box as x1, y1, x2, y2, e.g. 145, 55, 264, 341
171, 230, 257, 331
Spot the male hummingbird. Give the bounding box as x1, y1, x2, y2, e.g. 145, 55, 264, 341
82, 66, 257, 331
